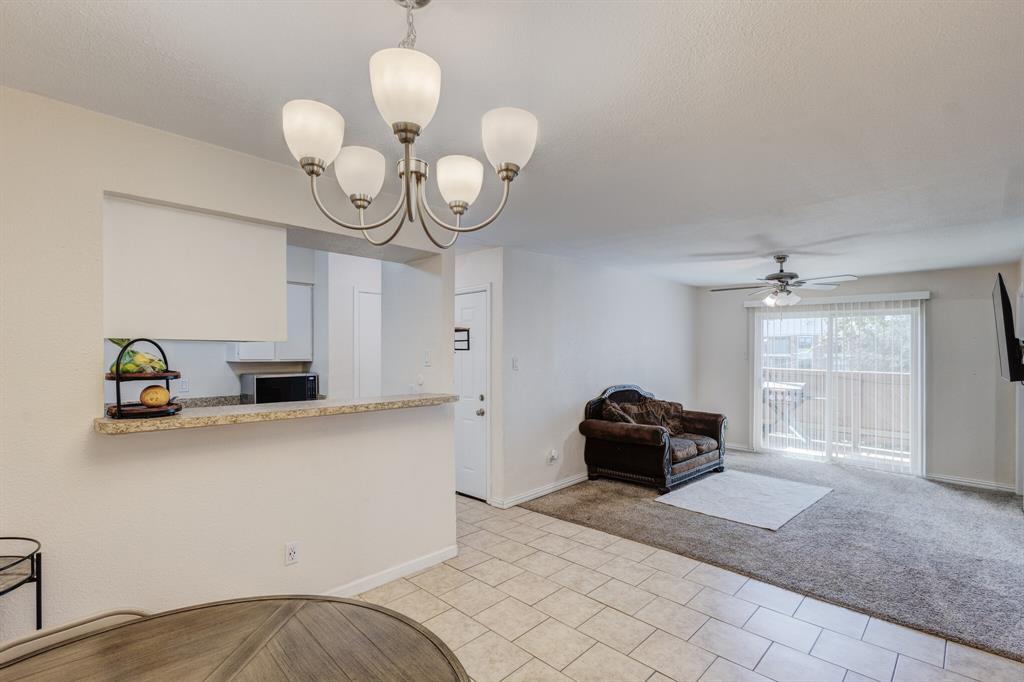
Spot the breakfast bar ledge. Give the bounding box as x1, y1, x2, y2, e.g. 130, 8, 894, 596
94, 393, 458, 435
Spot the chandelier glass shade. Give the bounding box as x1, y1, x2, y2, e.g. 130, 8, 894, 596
282, 100, 346, 165
369, 48, 442, 128
280, 3, 537, 250
436, 155, 484, 206
482, 107, 539, 170
335, 146, 386, 198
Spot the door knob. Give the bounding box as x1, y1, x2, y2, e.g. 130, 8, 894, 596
476, 408, 486, 416
479, 394, 485, 401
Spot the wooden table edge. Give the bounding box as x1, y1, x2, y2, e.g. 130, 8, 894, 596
0, 594, 470, 681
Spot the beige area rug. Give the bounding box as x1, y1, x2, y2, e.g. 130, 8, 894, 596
655, 469, 832, 530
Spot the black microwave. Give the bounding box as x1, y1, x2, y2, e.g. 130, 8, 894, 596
240, 373, 319, 404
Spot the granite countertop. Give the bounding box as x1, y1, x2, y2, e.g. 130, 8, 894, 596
94, 393, 458, 435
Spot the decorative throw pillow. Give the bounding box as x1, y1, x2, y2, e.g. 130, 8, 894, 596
601, 400, 636, 424
618, 397, 660, 426
619, 398, 686, 432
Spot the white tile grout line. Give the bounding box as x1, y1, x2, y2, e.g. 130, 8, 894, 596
388, 503, 1016, 682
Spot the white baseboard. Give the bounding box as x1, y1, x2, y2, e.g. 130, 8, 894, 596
490, 472, 590, 509
726, 442, 758, 454
324, 544, 458, 598
925, 473, 1017, 493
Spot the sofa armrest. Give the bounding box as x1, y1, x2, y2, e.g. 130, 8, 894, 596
679, 410, 727, 440
579, 419, 669, 447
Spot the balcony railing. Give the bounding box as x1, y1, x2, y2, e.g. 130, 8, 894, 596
761, 367, 912, 468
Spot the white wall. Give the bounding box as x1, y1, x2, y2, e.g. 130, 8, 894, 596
382, 255, 456, 396
695, 262, 1021, 489
311, 251, 383, 398
286, 245, 316, 284
491, 248, 697, 505
0, 87, 454, 641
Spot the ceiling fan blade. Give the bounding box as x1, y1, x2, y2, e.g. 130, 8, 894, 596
747, 288, 775, 297
796, 274, 858, 284
796, 283, 838, 291
709, 284, 770, 292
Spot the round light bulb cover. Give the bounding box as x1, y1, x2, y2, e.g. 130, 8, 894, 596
335, 146, 386, 198
436, 155, 484, 206
482, 107, 538, 170
764, 293, 779, 307
369, 48, 442, 128
282, 100, 345, 165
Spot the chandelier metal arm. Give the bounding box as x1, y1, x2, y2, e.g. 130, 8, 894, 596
309, 173, 408, 231
403, 143, 415, 221
414, 179, 459, 248
417, 178, 512, 233
362, 208, 408, 246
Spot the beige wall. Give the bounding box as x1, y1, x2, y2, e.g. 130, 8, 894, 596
696, 262, 1021, 489
0, 87, 455, 641
382, 255, 456, 396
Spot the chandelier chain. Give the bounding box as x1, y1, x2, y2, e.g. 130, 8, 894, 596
398, 0, 417, 49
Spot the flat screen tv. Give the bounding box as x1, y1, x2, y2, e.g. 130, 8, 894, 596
992, 273, 1024, 382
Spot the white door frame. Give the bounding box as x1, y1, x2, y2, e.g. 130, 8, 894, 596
353, 287, 382, 398
456, 284, 492, 503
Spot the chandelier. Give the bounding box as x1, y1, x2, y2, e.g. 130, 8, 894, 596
281, 0, 538, 249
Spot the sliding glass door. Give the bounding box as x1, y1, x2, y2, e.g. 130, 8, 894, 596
753, 298, 924, 475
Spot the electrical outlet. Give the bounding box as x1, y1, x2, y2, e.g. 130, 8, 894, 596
178, 379, 189, 393
285, 542, 298, 566
548, 448, 559, 463
423, 350, 432, 367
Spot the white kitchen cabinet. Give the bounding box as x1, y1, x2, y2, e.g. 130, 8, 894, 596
227, 283, 313, 362
233, 341, 276, 361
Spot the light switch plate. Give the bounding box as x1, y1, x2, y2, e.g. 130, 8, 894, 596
512, 356, 519, 371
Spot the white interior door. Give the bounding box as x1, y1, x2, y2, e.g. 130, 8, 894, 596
454, 290, 489, 500
354, 290, 382, 397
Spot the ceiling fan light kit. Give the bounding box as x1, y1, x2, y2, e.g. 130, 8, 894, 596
710, 255, 858, 305
281, 0, 537, 249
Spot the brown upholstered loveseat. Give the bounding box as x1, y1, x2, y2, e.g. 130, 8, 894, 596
579, 385, 726, 493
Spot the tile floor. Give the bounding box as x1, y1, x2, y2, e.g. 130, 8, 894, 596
358, 496, 1024, 682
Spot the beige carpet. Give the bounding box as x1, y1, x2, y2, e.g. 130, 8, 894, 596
523, 451, 1024, 662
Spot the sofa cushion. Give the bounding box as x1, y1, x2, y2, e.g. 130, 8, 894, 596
670, 451, 720, 476
601, 400, 636, 424
679, 432, 718, 454
670, 437, 698, 463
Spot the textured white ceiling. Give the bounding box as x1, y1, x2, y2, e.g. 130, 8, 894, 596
2, 0, 1021, 285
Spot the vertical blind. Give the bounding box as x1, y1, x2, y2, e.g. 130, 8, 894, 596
751, 296, 925, 475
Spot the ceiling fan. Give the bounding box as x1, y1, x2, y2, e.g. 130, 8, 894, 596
709, 255, 858, 307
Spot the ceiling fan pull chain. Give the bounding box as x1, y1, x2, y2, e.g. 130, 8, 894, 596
398, 0, 417, 49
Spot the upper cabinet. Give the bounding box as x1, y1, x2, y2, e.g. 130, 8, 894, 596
104, 197, 287, 341
228, 282, 313, 362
